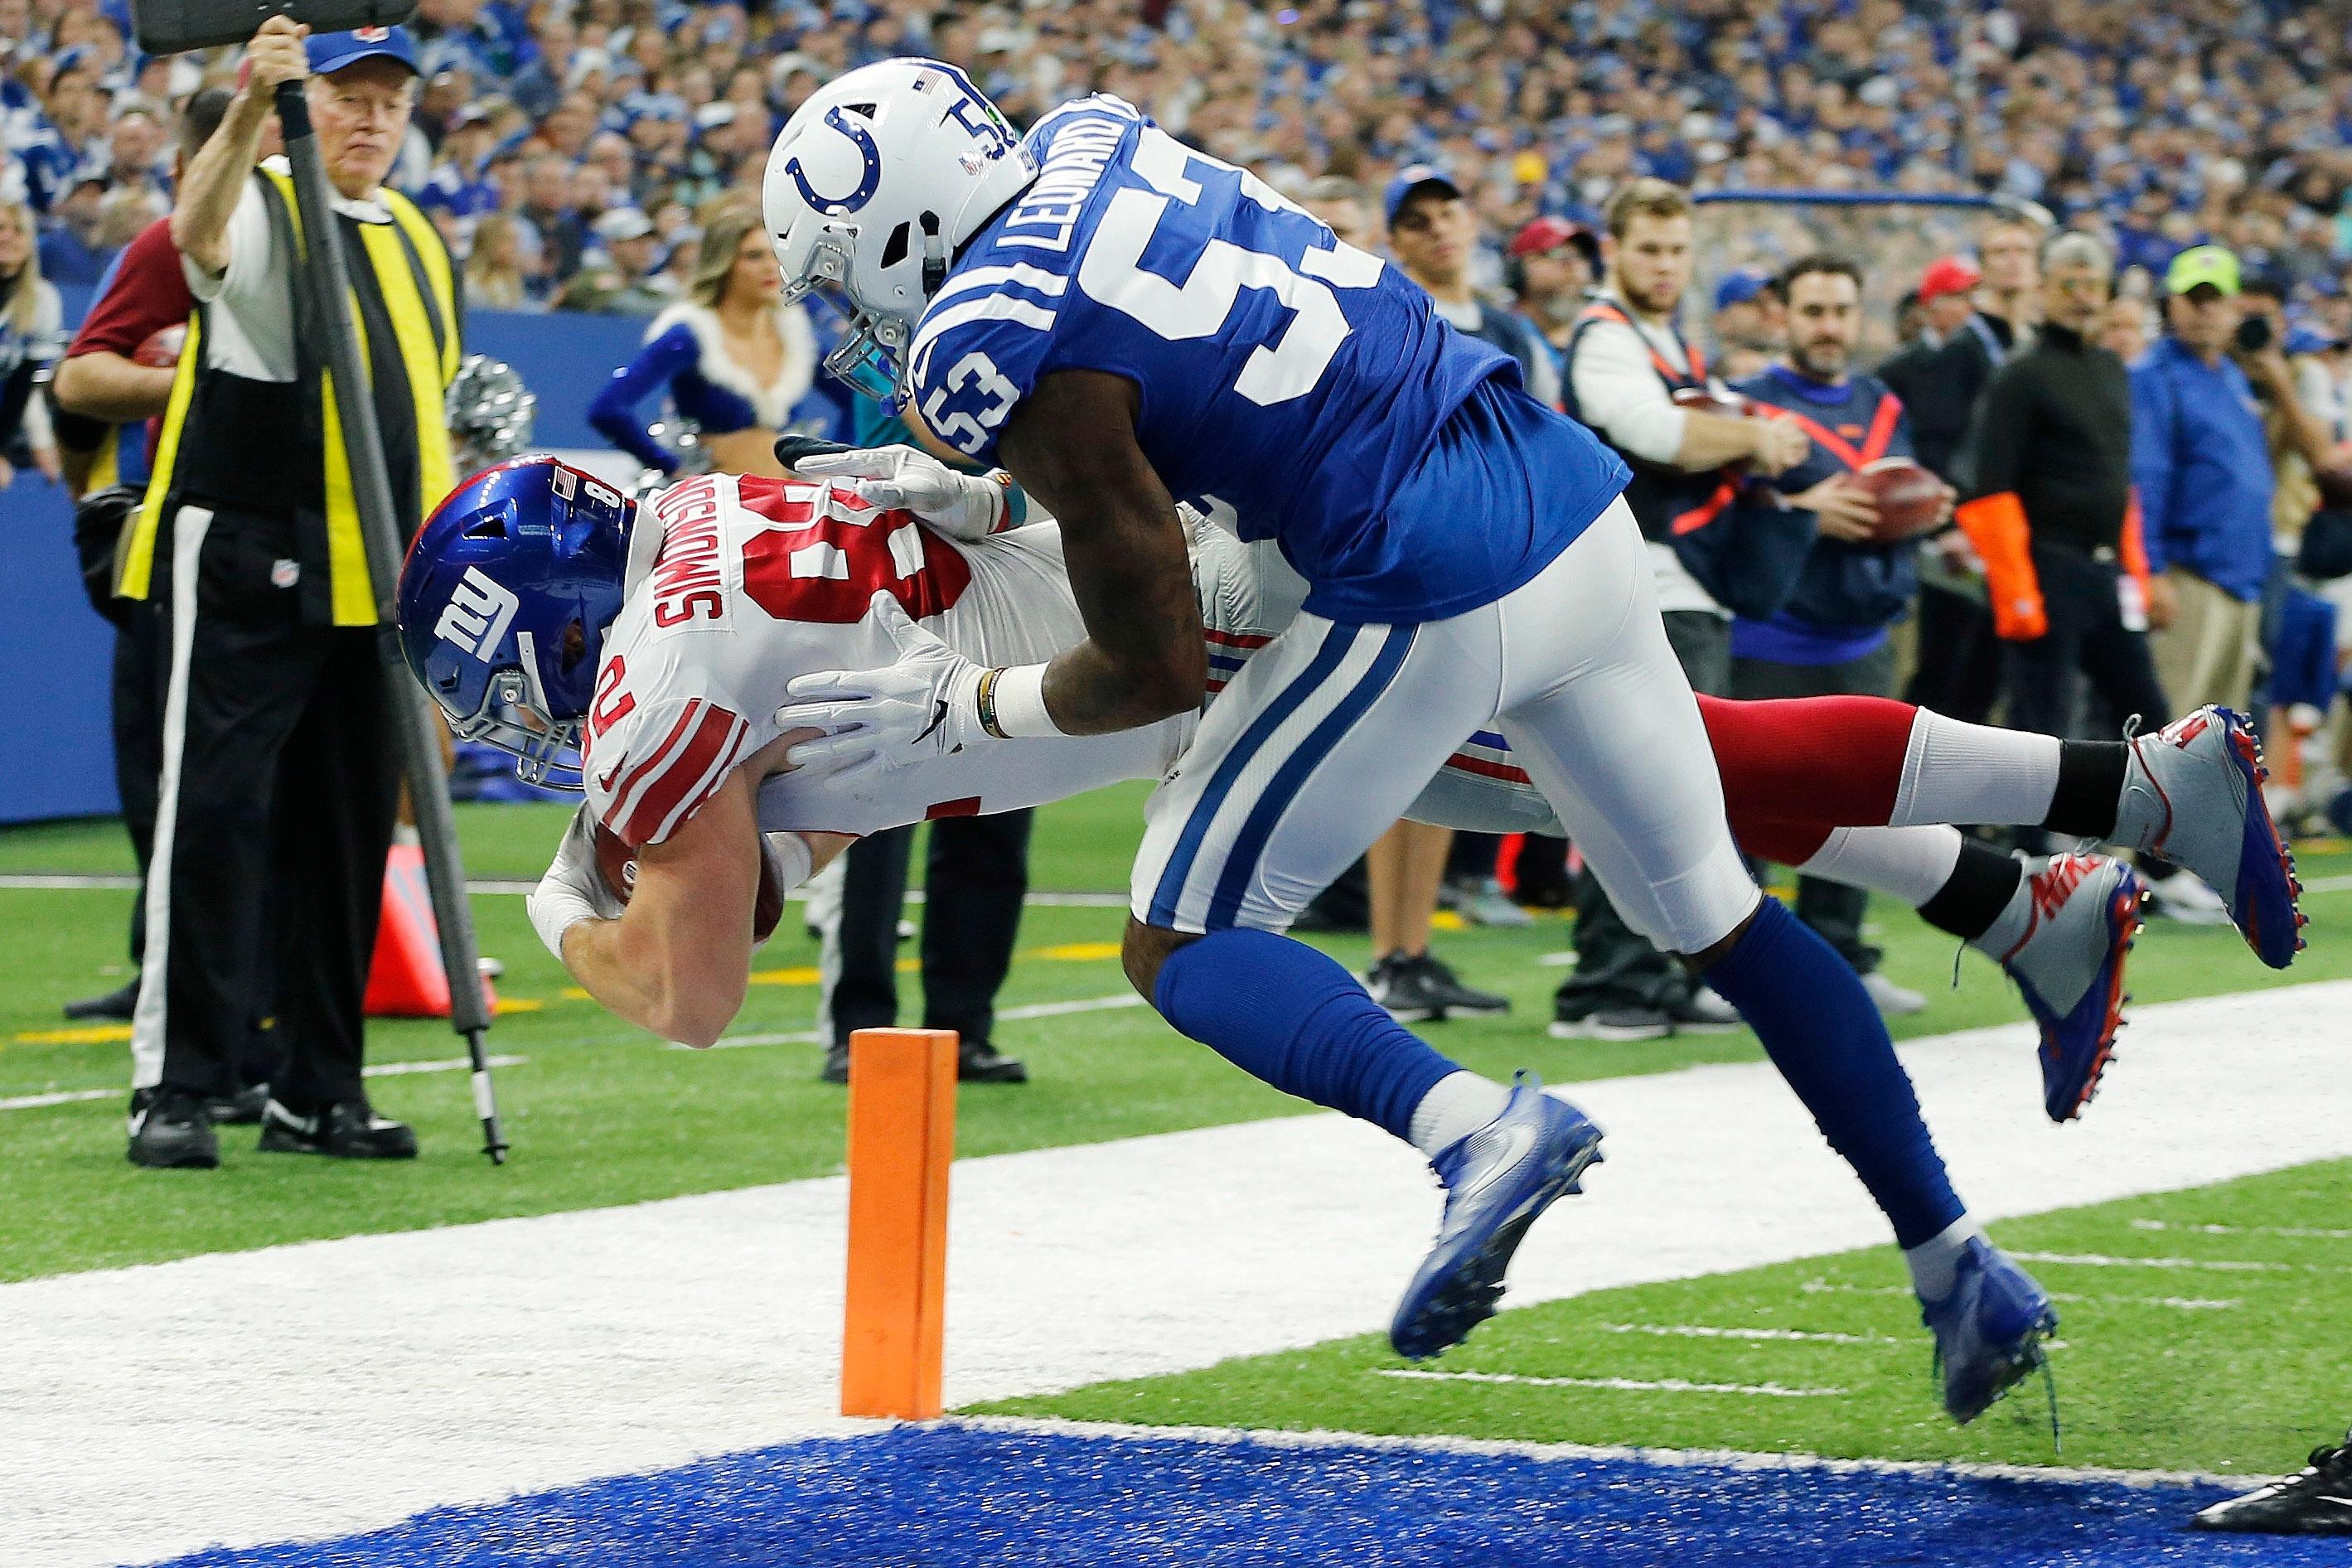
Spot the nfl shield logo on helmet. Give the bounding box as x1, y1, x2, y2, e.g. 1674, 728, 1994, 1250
354, 26, 389, 39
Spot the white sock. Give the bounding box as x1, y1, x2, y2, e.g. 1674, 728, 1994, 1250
1408, 1071, 1513, 1157
1904, 1213, 1985, 1302
1893, 711, 2063, 830
1970, 862, 2038, 959
1798, 825, 1964, 907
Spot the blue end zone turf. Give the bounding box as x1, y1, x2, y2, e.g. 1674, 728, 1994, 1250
155, 1425, 2336, 1566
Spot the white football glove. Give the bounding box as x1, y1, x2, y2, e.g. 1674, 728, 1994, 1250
529, 805, 624, 962
780, 592, 992, 784
792, 444, 1009, 541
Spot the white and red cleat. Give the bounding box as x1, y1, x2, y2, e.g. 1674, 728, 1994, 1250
1978, 853, 2145, 1123
2115, 707, 2306, 969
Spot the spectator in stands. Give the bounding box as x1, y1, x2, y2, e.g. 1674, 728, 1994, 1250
36, 173, 114, 286
1730, 253, 1947, 1015
18, 53, 107, 214
1299, 174, 1369, 249
1553, 177, 1808, 1041
1711, 267, 1779, 380
2131, 248, 2283, 717
515, 152, 585, 282
557, 206, 672, 315
0, 193, 62, 489
2100, 293, 2156, 365
1890, 218, 2042, 730
1507, 215, 1599, 358
589, 202, 814, 479
2238, 278, 2343, 557
1958, 231, 2227, 924
463, 210, 531, 309
1913, 257, 1981, 347
416, 103, 499, 235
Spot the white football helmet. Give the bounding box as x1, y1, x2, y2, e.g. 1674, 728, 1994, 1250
763, 59, 1037, 405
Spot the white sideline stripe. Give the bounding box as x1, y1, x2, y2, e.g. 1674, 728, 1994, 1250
1600, 1323, 1896, 1346
2010, 1251, 2327, 1274
1800, 1280, 2241, 1310
1377, 1367, 1849, 1399
2301, 872, 2352, 893
702, 994, 1146, 1050
0, 1056, 530, 1113
946, 1414, 2243, 1490
2131, 1218, 2352, 1241
0, 873, 1130, 907
5, 981, 2349, 1568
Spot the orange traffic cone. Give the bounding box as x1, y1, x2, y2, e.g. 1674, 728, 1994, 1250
365, 833, 496, 1018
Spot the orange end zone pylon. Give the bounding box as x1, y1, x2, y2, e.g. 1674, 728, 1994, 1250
840, 1027, 958, 1420
364, 838, 497, 1018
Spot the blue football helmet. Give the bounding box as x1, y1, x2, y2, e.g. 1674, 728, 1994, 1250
399, 456, 637, 788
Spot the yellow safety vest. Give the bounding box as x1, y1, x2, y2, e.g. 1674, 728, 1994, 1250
121, 167, 459, 626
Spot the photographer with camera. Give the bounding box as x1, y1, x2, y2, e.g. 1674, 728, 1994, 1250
2128, 247, 2281, 715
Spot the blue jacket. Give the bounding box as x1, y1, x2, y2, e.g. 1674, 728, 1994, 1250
1727, 364, 1921, 664
2129, 336, 2273, 601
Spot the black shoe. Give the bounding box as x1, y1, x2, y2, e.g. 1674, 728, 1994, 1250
206, 1084, 269, 1125
1667, 985, 1746, 1034
257, 1098, 419, 1159
820, 1043, 850, 1084
2192, 1434, 2352, 1534
65, 978, 141, 1022
127, 1087, 220, 1169
1367, 951, 1511, 1023
1548, 1004, 1673, 1042
958, 1041, 1028, 1083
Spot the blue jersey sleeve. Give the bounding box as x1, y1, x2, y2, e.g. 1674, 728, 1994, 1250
588, 322, 699, 473
903, 282, 1062, 466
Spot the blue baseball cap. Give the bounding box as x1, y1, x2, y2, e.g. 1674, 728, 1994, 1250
1714, 268, 1770, 311
1382, 163, 1460, 228
305, 26, 420, 78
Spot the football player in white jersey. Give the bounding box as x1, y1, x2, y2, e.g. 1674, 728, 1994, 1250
401, 452, 2292, 1417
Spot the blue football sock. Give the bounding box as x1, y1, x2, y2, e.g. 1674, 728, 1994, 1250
1703, 898, 1964, 1248
1154, 927, 1464, 1143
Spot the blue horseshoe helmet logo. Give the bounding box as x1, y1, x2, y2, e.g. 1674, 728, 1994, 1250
783, 105, 883, 214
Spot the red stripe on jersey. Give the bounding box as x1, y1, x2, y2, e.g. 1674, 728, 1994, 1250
1445, 753, 1533, 785
925, 796, 982, 820
1204, 627, 1270, 649
621, 704, 748, 846
603, 699, 704, 841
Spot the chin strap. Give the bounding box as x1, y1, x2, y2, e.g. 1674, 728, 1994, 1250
919, 211, 946, 298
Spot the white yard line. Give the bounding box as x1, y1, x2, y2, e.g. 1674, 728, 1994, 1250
1599, 1322, 1896, 1345
3, 982, 2348, 1567
2130, 1218, 2352, 1241
0, 873, 1129, 906
0, 1056, 529, 1113
2009, 1251, 2335, 1273
1375, 1367, 1850, 1398
703, 994, 1146, 1051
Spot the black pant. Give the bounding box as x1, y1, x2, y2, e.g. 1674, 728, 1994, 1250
1905, 583, 2005, 725
136, 501, 399, 1108
1730, 641, 1899, 975
112, 597, 162, 965
830, 810, 1034, 1049
1999, 542, 2171, 853
1556, 609, 1730, 1017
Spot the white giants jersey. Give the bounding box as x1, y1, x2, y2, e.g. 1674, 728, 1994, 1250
582, 472, 1184, 844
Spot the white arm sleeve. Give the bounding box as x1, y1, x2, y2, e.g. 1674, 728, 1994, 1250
181, 181, 278, 307
1568, 317, 1688, 465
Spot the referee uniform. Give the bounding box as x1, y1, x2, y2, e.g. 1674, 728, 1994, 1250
118, 26, 459, 1167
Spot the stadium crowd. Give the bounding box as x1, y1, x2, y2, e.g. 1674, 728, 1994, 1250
4, 0, 2352, 319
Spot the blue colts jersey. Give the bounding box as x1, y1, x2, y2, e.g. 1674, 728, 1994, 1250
906, 96, 1628, 622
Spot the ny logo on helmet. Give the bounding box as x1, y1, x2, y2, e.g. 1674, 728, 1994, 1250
436, 567, 520, 660
782, 105, 884, 215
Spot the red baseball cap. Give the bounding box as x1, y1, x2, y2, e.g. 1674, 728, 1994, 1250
1918, 255, 1982, 303
1510, 215, 1599, 264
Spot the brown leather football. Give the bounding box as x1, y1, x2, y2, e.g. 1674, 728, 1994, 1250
593, 821, 784, 943
1856, 457, 1946, 543
1671, 385, 1754, 419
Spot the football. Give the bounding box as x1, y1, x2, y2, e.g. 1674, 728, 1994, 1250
1856, 457, 1947, 543
1671, 385, 1754, 419
592, 820, 785, 944
133, 325, 186, 369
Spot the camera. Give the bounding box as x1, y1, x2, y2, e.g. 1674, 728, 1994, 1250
2235, 312, 2274, 355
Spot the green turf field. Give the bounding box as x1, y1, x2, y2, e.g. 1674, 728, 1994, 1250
2, 801, 2345, 1290
975, 1159, 2352, 1478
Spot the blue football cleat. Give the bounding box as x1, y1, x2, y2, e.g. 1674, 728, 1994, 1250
1390, 1072, 1603, 1361
1920, 1236, 2059, 1425
1997, 853, 2145, 1122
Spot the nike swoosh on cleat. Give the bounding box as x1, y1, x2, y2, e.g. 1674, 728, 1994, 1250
1452, 1120, 1537, 1208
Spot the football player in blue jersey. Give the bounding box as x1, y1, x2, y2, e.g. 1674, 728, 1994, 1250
756, 61, 2056, 1404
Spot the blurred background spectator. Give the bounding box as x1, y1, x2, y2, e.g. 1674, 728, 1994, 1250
0, 192, 64, 490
